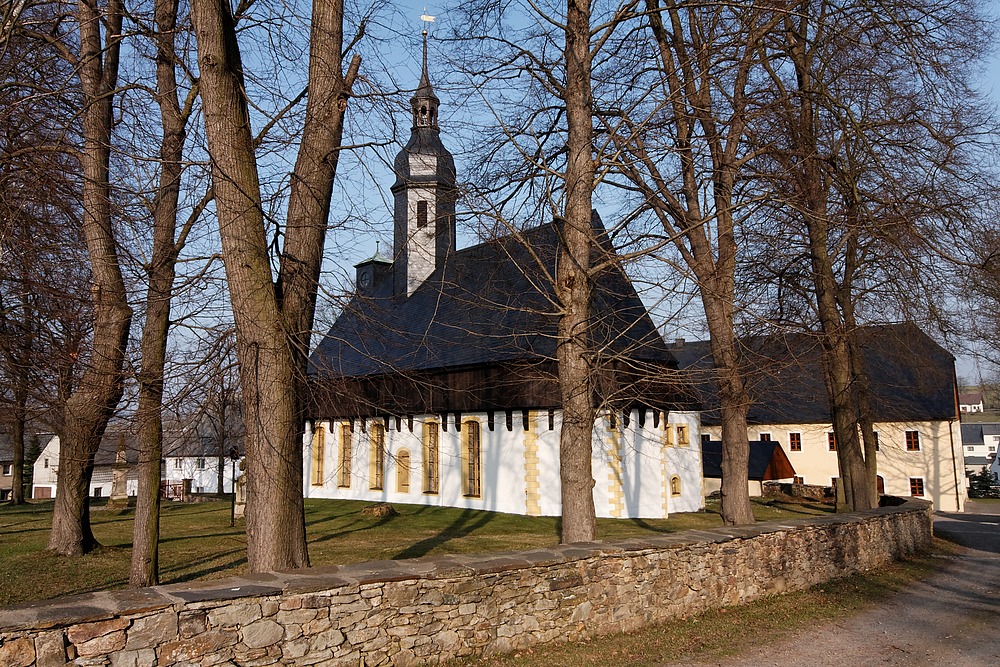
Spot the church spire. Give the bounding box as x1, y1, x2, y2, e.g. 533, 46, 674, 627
411, 17, 439, 128
390, 11, 457, 298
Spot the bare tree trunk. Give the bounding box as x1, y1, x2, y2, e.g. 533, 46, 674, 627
783, 9, 872, 511
130, 0, 187, 588
48, 0, 132, 556
191, 0, 358, 571
10, 384, 26, 504
555, 0, 599, 544
275, 0, 360, 551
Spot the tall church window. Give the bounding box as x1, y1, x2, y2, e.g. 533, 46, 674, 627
311, 424, 326, 486
370, 422, 385, 490
423, 421, 439, 494
463, 420, 482, 498
338, 422, 352, 488
417, 200, 428, 228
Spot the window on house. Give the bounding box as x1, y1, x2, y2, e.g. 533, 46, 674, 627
2, 464, 11, 476
676, 424, 689, 446
397, 449, 411, 493
338, 422, 352, 488
967, 446, 975, 452
463, 420, 482, 498
789, 433, 802, 451
909, 477, 925, 496
828, 432, 837, 451
174, 459, 182, 469
311, 424, 326, 486
759, 432, 771, 441
990, 446, 997, 453
873, 431, 880, 451
423, 421, 439, 494
92, 487, 102, 498
196, 458, 206, 470
416, 200, 428, 228
793, 476, 804, 484
905, 431, 920, 452
370, 422, 385, 490
44, 458, 49, 469
669, 475, 682, 497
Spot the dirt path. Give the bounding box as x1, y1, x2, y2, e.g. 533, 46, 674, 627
673, 502, 1000, 667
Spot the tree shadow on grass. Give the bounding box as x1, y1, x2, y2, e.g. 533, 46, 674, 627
392, 509, 497, 560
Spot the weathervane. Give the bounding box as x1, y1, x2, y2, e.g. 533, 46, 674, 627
420, 8, 436, 36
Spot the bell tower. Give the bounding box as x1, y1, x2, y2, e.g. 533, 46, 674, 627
391, 24, 457, 298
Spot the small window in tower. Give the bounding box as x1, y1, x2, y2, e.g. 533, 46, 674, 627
417, 200, 428, 228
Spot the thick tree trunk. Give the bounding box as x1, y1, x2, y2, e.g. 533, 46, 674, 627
10, 387, 26, 504
192, 0, 325, 571
556, 0, 598, 544
48, 0, 132, 556
699, 275, 755, 526
275, 0, 359, 552
785, 11, 872, 512
129, 0, 186, 588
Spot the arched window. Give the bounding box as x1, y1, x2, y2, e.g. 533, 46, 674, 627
463, 420, 482, 498
311, 424, 326, 486
397, 449, 411, 493
670, 475, 682, 497
338, 422, 352, 488
422, 421, 439, 494
370, 422, 385, 490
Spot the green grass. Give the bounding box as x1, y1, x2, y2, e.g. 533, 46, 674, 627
0, 496, 831, 607
451, 543, 954, 667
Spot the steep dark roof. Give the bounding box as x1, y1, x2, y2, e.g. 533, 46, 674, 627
310, 220, 676, 377
673, 323, 957, 426
962, 423, 985, 447
701, 440, 796, 480
309, 219, 691, 416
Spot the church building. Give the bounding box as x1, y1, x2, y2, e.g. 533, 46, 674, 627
303, 41, 704, 519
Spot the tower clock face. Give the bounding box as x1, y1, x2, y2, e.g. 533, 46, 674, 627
360, 269, 372, 288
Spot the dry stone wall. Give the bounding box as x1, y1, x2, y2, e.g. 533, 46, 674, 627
0, 499, 932, 667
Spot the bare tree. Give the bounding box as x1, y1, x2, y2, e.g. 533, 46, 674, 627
600, 1, 790, 525
129, 0, 205, 586
40, 0, 134, 556
190, 0, 361, 570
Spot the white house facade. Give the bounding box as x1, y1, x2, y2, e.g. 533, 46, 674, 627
303, 409, 703, 518
31, 434, 139, 500
675, 324, 966, 512
701, 420, 965, 512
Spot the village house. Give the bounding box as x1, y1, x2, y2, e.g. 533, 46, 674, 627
32, 429, 244, 500
959, 391, 985, 413
959, 422, 999, 477
32, 432, 139, 500
673, 324, 966, 512
303, 44, 704, 519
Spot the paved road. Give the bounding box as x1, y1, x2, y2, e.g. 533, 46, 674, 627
676, 501, 1000, 667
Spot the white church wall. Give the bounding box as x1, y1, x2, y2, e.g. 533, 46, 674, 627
303, 408, 704, 520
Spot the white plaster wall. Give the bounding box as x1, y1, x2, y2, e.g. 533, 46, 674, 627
164, 456, 244, 493
405, 187, 437, 295
703, 419, 965, 512
30, 435, 60, 498
304, 409, 704, 519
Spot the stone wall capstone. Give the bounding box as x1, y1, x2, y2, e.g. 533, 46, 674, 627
0, 498, 932, 666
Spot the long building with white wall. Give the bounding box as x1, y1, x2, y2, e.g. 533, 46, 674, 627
304, 46, 703, 519
673, 324, 966, 512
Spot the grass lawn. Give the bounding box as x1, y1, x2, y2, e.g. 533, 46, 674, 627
0, 496, 832, 608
